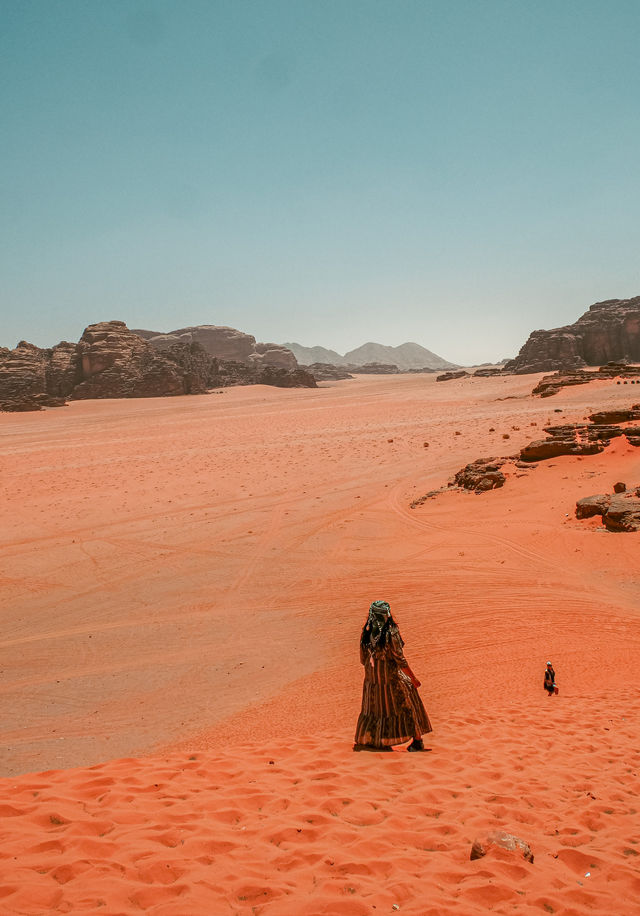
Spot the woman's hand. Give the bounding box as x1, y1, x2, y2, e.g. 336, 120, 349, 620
401, 666, 421, 689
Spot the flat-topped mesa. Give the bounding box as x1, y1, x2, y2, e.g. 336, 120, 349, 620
505, 296, 640, 374
133, 325, 298, 370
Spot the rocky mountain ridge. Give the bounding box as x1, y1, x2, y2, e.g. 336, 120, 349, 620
283, 340, 457, 371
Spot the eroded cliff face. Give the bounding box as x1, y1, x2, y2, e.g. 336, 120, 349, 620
505, 296, 640, 373
0, 340, 80, 410
0, 321, 315, 412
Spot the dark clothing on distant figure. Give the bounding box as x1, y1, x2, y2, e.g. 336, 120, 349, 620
544, 665, 556, 695
354, 622, 431, 747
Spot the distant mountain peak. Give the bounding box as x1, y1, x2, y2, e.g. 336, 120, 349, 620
284, 340, 457, 371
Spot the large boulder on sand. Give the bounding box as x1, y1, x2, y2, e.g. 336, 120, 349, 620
575, 494, 612, 519
470, 831, 534, 863
575, 492, 640, 531
453, 458, 506, 492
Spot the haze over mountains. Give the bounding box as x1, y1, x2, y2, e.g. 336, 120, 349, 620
283, 341, 458, 370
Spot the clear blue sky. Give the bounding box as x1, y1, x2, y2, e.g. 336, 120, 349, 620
2, 0, 640, 364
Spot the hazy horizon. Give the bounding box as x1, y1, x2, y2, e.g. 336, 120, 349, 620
3, 1, 640, 364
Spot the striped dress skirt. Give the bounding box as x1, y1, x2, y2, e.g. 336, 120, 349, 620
354, 640, 432, 747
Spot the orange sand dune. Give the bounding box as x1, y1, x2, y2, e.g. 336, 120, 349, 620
1, 373, 639, 914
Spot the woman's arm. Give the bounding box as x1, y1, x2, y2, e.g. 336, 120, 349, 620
390, 627, 421, 687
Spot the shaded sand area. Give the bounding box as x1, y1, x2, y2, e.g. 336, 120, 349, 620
1, 373, 639, 914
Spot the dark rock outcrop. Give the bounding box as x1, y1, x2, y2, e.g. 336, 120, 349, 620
520, 423, 620, 462
133, 326, 298, 369
531, 370, 594, 398
302, 363, 354, 381
575, 492, 640, 532
351, 362, 399, 374
505, 296, 640, 374
597, 361, 640, 379
1, 321, 317, 411
0, 340, 81, 411
576, 494, 612, 519
519, 415, 640, 463
436, 370, 470, 382
589, 405, 640, 424
453, 458, 506, 492
473, 367, 504, 378
251, 365, 316, 388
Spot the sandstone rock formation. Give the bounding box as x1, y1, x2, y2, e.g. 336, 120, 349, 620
531, 364, 640, 397
302, 363, 354, 381
531, 370, 594, 398
589, 406, 640, 424
519, 410, 640, 462
453, 458, 506, 492
0, 340, 79, 411
472, 367, 504, 378
351, 362, 399, 374
71, 322, 216, 400
134, 326, 298, 369
505, 296, 640, 374
597, 360, 640, 379
576, 492, 640, 532
437, 370, 470, 382
1, 321, 316, 411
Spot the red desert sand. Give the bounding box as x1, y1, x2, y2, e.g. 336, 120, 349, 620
1, 372, 639, 915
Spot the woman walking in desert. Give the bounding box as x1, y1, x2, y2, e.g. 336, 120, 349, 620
354, 600, 432, 752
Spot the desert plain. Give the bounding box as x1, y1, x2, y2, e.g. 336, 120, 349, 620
1, 371, 639, 915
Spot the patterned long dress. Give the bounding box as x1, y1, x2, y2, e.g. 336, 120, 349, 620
354, 623, 432, 747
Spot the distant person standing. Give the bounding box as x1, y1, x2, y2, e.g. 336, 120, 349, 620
544, 661, 557, 696
354, 600, 432, 752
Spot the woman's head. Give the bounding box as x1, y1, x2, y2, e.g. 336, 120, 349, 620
368, 600, 391, 628
362, 600, 394, 648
